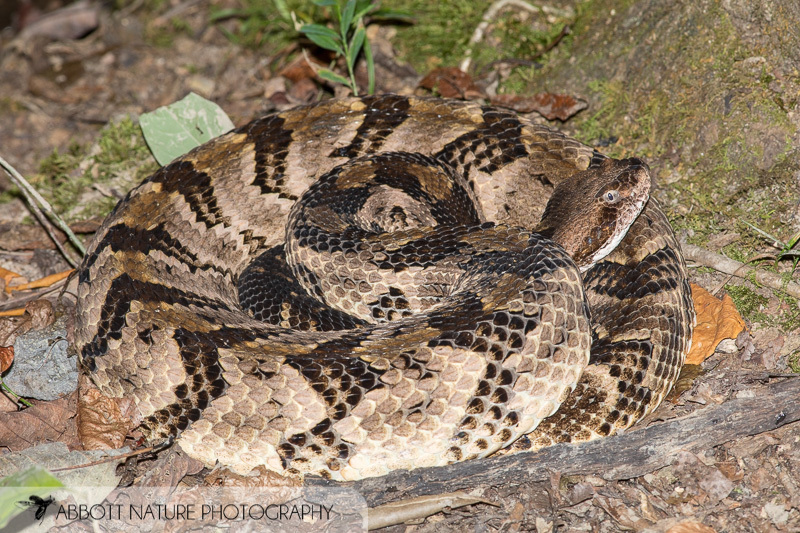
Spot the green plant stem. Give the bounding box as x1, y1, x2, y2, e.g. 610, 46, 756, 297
345, 47, 358, 95
1, 380, 33, 408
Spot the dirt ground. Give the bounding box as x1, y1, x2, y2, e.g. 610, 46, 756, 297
0, 1, 799, 532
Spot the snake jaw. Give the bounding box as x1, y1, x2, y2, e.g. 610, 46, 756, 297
582, 159, 652, 271
539, 157, 652, 271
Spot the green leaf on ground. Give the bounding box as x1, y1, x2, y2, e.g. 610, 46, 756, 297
0, 466, 63, 528
139, 92, 234, 166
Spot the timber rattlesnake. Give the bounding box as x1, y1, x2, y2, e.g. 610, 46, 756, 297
75, 95, 694, 481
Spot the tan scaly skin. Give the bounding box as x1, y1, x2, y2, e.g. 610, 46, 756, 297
74, 95, 694, 481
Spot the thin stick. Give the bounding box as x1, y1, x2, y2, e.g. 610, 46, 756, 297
0, 156, 86, 263
50, 445, 158, 472
682, 242, 800, 298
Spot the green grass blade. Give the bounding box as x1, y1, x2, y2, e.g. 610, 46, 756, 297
340, 0, 357, 38
348, 26, 366, 71
299, 23, 339, 38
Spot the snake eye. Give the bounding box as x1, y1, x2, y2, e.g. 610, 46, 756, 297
603, 190, 620, 204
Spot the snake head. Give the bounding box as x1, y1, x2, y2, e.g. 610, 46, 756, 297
538, 157, 651, 271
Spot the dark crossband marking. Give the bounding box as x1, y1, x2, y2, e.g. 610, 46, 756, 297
80, 273, 236, 366
330, 94, 411, 158
238, 247, 367, 331
80, 223, 232, 284
590, 149, 607, 167
584, 247, 684, 301
149, 161, 231, 230
435, 107, 528, 178
240, 114, 297, 200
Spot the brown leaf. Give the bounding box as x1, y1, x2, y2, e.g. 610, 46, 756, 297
418, 67, 484, 100
77, 376, 135, 450
666, 521, 717, 533
490, 93, 588, 121
69, 217, 104, 234
0, 298, 54, 346
0, 345, 13, 373
21, 298, 54, 328
0, 222, 66, 251
686, 284, 746, 364
674, 451, 734, 504
278, 53, 325, 83
0, 267, 25, 290
0, 393, 79, 451
134, 448, 203, 487
593, 493, 652, 530
288, 77, 319, 104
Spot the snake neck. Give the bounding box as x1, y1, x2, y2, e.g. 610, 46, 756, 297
536, 157, 652, 271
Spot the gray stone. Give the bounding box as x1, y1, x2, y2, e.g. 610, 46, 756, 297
5, 315, 77, 401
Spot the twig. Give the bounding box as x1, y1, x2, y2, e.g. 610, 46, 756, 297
460, 0, 574, 73
682, 242, 800, 298
50, 445, 156, 472
0, 156, 86, 265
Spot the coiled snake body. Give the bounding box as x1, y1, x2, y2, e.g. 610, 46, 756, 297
75, 95, 694, 481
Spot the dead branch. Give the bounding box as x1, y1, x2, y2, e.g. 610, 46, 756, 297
682, 243, 800, 298
307, 377, 800, 506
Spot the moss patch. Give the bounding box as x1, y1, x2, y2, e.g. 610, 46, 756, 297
726, 283, 800, 330
23, 117, 157, 224
389, 1, 573, 77
506, 0, 799, 301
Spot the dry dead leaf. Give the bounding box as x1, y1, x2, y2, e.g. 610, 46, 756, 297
0, 267, 25, 291
133, 448, 203, 487
0, 393, 80, 451
18, 1, 99, 41
0, 298, 54, 347
7, 269, 74, 293
666, 520, 717, 533
686, 283, 745, 364
593, 493, 652, 530
491, 93, 588, 121
0, 222, 66, 252
0, 345, 13, 372
418, 67, 484, 100
279, 53, 325, 83
674, 451, 734, 504
77, 376, 134, 450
